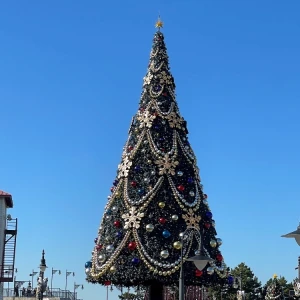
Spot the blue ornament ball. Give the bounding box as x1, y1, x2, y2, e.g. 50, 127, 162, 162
162, 230, 171, 238
206, 211, 213, 219
106, 209, 112, 215
228, 275, 234, 285
187, 177, 194, 184
113, 180, 118, 186
134, 165, 141, 172
138, 188, 145, 195
132, 257, 140, 265
94, 238, 98, 244
115, 231, 123, 239
85, 261, 92, 268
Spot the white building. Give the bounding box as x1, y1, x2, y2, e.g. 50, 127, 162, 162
0, 191, 17, 300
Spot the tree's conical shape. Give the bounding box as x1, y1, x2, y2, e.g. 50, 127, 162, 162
265, 278, 284, 300
85, 27, 227, 287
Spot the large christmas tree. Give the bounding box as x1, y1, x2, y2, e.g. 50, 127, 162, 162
85, 19, 227, 291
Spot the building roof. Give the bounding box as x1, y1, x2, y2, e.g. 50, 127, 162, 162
0, 190, 13, 208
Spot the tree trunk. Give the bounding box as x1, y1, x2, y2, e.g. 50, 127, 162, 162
148, 282, 164, 300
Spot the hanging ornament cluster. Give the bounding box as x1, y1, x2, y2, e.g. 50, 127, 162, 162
86, 24, 227, 287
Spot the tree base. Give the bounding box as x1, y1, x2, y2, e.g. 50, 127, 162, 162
148, 282, 164, 300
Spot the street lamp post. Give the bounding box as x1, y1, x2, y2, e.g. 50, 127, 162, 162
50, 268, 61, 295
296, 256, 300, 281
29, 270, 38, 288
65, 270, 75, 291
282, 224, 300, 281
178, 229, 213, 300
233, 272, 245, 299
73, 283, 83, 300
38, 250, 47, 300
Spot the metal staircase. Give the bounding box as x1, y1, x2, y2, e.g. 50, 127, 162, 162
0, 218, 17, 282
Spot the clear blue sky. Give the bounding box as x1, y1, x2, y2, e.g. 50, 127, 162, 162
1, 1, 300, 299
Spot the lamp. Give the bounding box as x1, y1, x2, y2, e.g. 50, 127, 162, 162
50, 268, 61, 296
281, 223, 300, 246
187, 254, 213, 271
179, 229, 213, 300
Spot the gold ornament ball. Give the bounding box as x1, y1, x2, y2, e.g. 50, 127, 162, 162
160, 250, 169, 259
171, 214, 179, 221
110, 266, 116, 273
158, 202, 165, 208
210, 240, 217, 248
173, 241, 182, 250
146, 224, 154, 232
115, 191, 121, 197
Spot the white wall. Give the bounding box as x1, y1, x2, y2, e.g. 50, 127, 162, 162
4, 298, 61, 300
0, 198, 7, 300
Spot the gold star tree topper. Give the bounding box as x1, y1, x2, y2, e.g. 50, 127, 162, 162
155, 16, 163, 30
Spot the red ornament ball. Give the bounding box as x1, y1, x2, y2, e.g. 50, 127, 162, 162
128, 146, 134, 151
131, 181, 137, 187
110, 187, 115, 192
177, 185, 185, 192
128, 242, 137, 251
159, 217, 166, 224
204, 223, 211, 229
104, 281, 111, 286
195, 269, 203, 277
114, 220, 121, 228
96, 244, 102, 250
216, 254, 223, 262
163, 92, 168, 96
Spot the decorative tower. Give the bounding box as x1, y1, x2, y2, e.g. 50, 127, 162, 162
85, 19, 228, 298
0, 190, 17, 300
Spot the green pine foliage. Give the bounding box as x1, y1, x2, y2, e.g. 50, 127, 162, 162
85, 28, 227, 287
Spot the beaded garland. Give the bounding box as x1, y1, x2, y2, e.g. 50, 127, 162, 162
85, 25, 227, 287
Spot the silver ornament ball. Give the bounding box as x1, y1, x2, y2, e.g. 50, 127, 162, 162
216, 238, 222, 246
85, 268, 91, 275
171, 215, 179, 221
98, 254, 106, 263
146, 224, 154, 232
160, 250, 169, 259
106, 245, 114, 252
